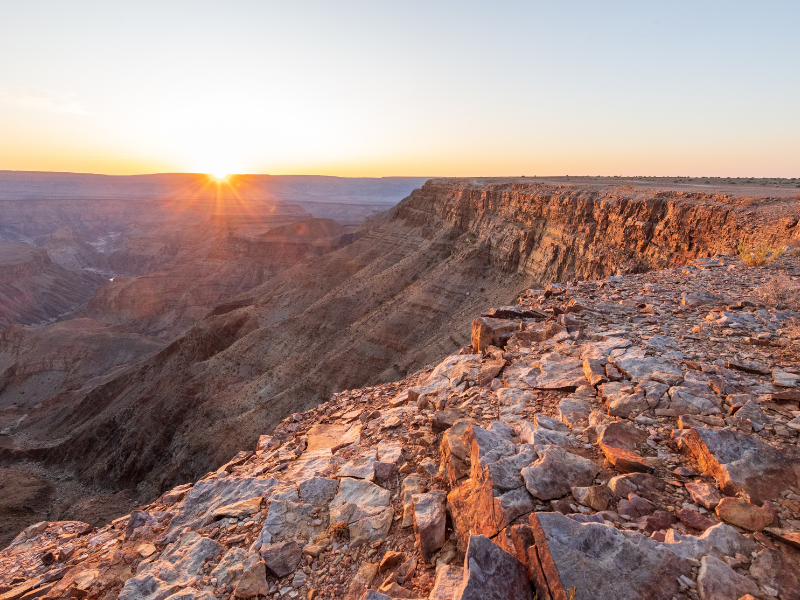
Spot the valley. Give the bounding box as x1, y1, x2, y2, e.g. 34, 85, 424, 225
1, 176, 798, 553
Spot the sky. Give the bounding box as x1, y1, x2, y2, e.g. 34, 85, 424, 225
0, 1, 798, 177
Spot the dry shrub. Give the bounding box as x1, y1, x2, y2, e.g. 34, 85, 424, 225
754, 275, 800, 310
737, 241, 785, 266
329, 520, 350, 541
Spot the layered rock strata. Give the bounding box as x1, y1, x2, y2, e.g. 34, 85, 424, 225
5, 179, 799, 509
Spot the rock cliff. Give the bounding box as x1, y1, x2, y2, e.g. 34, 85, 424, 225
1, 247, 799, 600
2, 179, 797, 506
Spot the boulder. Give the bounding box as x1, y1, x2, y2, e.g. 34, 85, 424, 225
483, 445, 538, 491
212, 547, 248, 587
211, 496, 262, 520
472, 317, 518, 351
679, 427, 800, 503
661, 523, 757, 561
674, 508, 715, 531
412, 490, 447, 560
477, 358, 507, 387
401, 475, 426, 528
557, 396, 591, 428
696, 555, 759, 600
607, 473, 665, 501
233, 556, 269, 598
432, 409, 465, 433
454, 535, 531, 600
261, 540, 301, 577
715, 497, 775, 531
529, 512, 691, 600
521, 446, 600, 501
684, 482, 721, 509
162, 476, 279, 539
125, 511, 157, 540
120, 533, 223, 600
571, 485, 612, 511
298, 477, 339, 506
440, 419, 473, 485
597, 422, 653, 474
583, 359, 608, 386
764, 527, 800, 550
330, 477, 392, 545
518, 421, 579, 449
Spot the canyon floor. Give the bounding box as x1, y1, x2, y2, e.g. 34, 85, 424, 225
0, 175, 798, 600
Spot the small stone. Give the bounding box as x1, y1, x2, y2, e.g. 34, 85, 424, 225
379, 550, 404, 572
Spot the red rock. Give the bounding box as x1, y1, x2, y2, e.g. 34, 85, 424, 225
675, 508, 715, 531
637, 510, 677, 534
715, 497, 775, 532
471, 317, 519, 352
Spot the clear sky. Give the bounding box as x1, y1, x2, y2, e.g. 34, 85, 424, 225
1, 1, 798, 177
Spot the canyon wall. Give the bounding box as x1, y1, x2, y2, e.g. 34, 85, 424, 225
2, 179, 797, 505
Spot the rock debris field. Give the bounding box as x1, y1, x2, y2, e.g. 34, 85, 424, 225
2, 252, 800, 600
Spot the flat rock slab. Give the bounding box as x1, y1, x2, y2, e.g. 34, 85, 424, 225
306, 423, 350, 452
680, 427, 800, 503
164, 477, 280, 539
529, 512, 692, 600
610, 347, 683, 384
120, 532, 223, 600
532, 354, 586, 391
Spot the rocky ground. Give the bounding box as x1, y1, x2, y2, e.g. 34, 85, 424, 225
1, 250, 798, 600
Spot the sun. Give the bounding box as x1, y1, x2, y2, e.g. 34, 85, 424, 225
210, 172, 228, 182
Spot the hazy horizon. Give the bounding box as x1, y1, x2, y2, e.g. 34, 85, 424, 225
1, 1, 798, 178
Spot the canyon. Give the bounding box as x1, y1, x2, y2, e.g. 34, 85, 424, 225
0, 174, 798, 600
